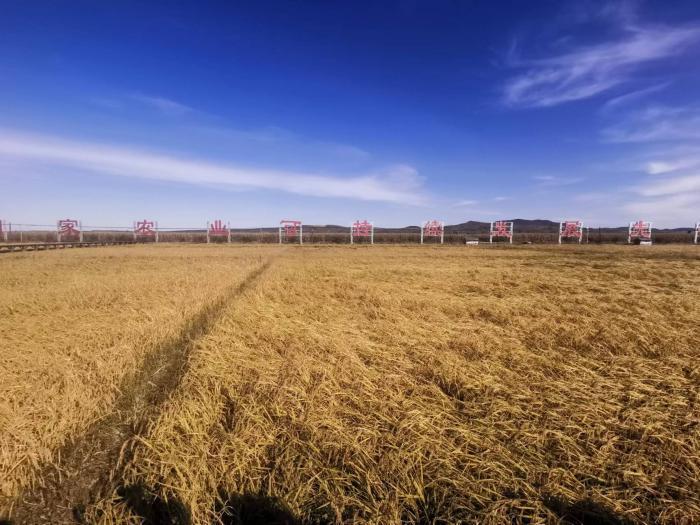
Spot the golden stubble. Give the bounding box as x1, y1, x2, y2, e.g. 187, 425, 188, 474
0, 244, 272, 513
2, 244, 699, 524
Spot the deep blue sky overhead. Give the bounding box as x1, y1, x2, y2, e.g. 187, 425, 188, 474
2, 0, 700, 228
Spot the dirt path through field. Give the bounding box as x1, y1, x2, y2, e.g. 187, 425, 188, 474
6, 258, 274, 525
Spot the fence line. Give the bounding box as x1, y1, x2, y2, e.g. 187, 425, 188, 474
1, 220, 699, 246
0, 240, 135, 254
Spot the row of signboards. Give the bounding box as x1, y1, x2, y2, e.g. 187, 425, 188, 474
1, 219, 698, 245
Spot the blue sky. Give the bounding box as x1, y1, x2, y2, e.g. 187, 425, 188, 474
1, 0, 700, 228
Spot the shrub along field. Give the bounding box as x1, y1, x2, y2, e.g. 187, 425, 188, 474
1, 244, 699, 524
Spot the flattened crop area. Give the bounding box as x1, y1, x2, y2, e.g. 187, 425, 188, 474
1, 245, 699, 524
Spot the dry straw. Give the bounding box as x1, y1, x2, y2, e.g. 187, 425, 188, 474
1, 245, 699, 524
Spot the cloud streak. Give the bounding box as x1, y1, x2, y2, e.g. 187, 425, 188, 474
602, 105, 700, 143
503, 24, 700, 108
600, 81, 671, 112
0, 130, 426, 205
639, 173, 700, 197
128, 93, 194, 116
532, 175, 585, 187
623, 191, 700, 226
644, 147, 700, 175
452, 199, 478, 207
606, 103, 700, 224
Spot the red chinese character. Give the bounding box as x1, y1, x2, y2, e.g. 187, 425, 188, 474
352, 220, 373, 237
209, 220, 228, 236
280, 220, 301, 237
423, 220, 444, 237
58, 219, 80, 238
134, 220, 156, 236
561, 221, 582, 239
492, 221, 512, 238
629, 220, 651, 240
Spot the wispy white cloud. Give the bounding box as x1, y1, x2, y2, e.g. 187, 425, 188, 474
186, 123, 373, 165
86, 95, 374, 175
128, 93, 194, 116
500, 5, 700, 225
623, 191, 700, 225
608, 109, 700, 224
452, 199, 478, 207
0, 130, 426, 205
638, 173, 700, 197
645, 153, 700, 175
89, 96, 125, 110
89, 92, 195, 116
503, 24, 700, 108
621, 176, 700, 225
562, 0, 640, 28
602, 105, 700, 142
532, 175, 585, 187
600, 81, 671, 112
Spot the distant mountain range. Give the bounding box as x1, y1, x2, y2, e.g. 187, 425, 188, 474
442, 220, 692, 234
170, 219, 693, 234
233, 219, 692, 234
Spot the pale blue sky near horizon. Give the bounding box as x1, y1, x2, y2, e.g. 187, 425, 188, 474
2, 1, 700, 228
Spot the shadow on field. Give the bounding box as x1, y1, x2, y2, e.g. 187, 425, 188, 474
216, 492, 301, 525
118, 484, 302, 525
117, 484, 190, 525
543, 495, 634, 525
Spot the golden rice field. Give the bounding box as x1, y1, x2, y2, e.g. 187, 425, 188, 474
1, 244, 698, 525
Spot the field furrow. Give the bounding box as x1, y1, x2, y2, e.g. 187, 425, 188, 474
0, 246, 274, 520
